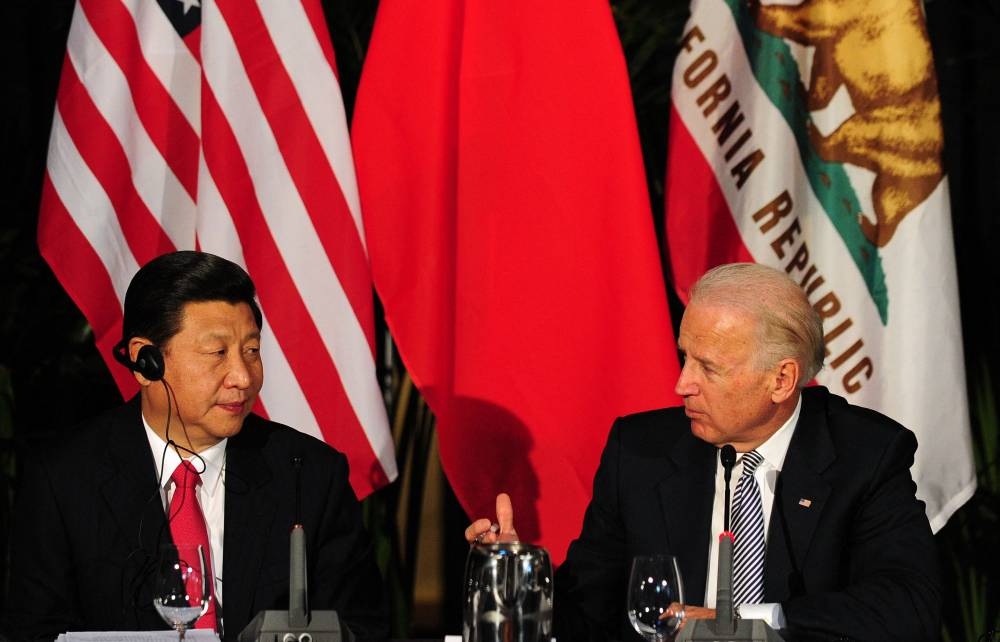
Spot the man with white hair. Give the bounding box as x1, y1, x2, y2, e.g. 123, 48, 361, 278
468, 262, 940, 641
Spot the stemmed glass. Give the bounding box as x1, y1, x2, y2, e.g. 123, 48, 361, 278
627, 554, 685, 641
153, 544, 212, 640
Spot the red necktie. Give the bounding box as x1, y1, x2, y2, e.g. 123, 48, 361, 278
168, 460, 217, 630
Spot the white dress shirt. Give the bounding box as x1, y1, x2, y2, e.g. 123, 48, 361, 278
144, 415, 227, 604
702, 396, 802, 629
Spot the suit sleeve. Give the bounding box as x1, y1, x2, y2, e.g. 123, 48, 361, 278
309, 449, 389, 640
782, 429, 941, 641
553, 421, 631, 642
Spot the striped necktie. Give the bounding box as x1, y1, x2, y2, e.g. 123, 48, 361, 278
731, 450, 766, 605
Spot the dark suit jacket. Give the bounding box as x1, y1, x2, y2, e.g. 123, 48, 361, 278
3, 398, 389, 641
553, 386, 941, 642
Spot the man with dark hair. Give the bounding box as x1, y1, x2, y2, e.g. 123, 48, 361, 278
468, 262, 940, 641
116, 250, 264, 348
4, 251, 388, 641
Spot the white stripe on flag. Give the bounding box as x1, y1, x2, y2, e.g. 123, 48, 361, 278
195, 150, 248, 262
193, 187, 329, 444
257, 315, 328, 444
201, 5, 394, 471
120, 0, 201, 131
46, 110, 139, 303
258, 1, 366, 250
68, 6, 194, 248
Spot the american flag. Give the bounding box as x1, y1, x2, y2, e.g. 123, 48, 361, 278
37, 0, 396, 497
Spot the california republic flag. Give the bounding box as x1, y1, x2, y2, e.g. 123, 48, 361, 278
665, 0, 976, 529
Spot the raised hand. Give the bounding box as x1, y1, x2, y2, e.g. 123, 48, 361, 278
464, 493, 519, 544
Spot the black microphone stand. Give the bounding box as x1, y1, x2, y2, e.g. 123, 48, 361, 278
677, 446, 782, 642
238, 457, 354, 642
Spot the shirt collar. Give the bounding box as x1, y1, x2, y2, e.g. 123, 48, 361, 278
748, 394, 802, 472
143, 414, 227, 498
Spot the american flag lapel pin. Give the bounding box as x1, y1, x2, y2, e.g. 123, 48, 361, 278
798, 498, 812, 508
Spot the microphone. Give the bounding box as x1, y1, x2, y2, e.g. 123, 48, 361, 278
238, 458, 354, 642
676, 446, 782, 641
721, 445, 737, 533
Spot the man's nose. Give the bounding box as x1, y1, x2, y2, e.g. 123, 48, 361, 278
674, 362, 697, 397
226, 353, 252, 388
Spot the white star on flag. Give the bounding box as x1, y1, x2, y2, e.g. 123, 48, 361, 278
177, 0, 200, 15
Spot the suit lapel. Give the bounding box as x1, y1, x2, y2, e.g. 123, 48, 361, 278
98, 399, 171, 628
657, 429, 716, 605
222, 417, 277, 634
765, 389, 834, 602
100, 401, 165, 534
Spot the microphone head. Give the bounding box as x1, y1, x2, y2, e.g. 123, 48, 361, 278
720, 444, 737, 470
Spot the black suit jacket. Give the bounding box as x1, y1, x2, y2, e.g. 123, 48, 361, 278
553, 387, 941, 642
3, 398, 389, 641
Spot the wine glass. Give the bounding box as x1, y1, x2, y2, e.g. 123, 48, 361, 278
627, 554, 685, 641
153, 544, 212, 640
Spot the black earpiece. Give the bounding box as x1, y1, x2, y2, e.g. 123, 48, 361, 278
113, 340, 165, 381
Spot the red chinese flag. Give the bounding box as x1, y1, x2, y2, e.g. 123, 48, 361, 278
354, 0, 681, 563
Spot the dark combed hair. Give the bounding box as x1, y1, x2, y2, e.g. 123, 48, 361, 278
121, 251, 263, 346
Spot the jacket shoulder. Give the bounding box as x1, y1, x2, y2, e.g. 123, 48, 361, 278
235, 413, 348, 465
801, 387, 918, 468
29, 400, 141, 466
609, 406, 690, 454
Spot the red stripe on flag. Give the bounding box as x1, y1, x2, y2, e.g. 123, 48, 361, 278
215, 0, 375, 352
300, 0, 340, 79
183, 27, 201, 61
200, 85, 386, 492
79, 0, 199, 199
665, 106, 754, 303
56, 60, 175, 266
38, 175, 137, 399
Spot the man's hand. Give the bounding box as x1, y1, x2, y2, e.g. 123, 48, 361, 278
661, 603, 715, 631
464, 493, 518, 544
678, 604, 715, 620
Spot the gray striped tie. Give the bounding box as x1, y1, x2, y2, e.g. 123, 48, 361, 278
732, 450, 766, 605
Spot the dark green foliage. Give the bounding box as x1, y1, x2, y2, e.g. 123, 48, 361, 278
939, 361, 1000, 642
611, 0, 690, 229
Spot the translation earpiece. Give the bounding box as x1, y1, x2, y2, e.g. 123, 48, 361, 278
112, 340, 165, 382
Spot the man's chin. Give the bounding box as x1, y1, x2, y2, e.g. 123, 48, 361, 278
688, 421, 720, 446
202, 415, 247, 442
217, 419, 246, 439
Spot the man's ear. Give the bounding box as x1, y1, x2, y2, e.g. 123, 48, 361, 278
128, 338, 163, 386
771, 358, 800, 403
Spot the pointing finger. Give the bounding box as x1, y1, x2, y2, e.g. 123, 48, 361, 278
496, 493, 517, 539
